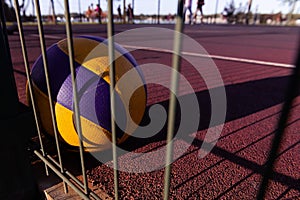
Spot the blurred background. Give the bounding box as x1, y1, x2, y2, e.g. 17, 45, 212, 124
2, 0, 300, 25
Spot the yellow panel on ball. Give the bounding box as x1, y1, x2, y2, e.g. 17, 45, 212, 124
28, 36, 147, 152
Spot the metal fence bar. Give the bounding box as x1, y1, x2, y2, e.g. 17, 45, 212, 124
107, 0, 119, 199
214, 0, 219, 23
47, 155, 102, 200
63, 0, 89, 195
34, 150, 91, 200
47, 155, 84, 187
163, 0, 185, 199
12, 0, 49, 176
257, 37, 300, 199
32, 0, 68, 193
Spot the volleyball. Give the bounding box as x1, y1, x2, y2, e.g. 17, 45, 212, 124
28, 35, 147, 152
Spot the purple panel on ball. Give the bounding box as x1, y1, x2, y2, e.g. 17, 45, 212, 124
57, 66, 126, 138
31, 44, 81, 100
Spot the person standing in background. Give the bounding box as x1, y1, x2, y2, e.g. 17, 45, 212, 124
193, 0, 205, 24
117, 5, 122, 22
127, 3, 133, 23
85, 6, 92, 22
95, 4, 102, 24
183, 0, 193, 24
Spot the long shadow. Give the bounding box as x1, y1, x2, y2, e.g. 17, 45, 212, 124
189, 136, 300, 192
73, 75, 295, 163
121, 75, 293, 150
31, 75, 300, 192
80, 75, 296, 162
118, 75, 300, 193
171, 116, 300, 190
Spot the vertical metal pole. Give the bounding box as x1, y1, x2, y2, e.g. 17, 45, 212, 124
31, 0, 35, 18
246, 0, 252, 25
78, 0, 82, 22
214, 0, 219, 23
8, 0, 13, 7
107, 0, 119, 199
98, 0, 101, 24
257, 38, 300, 199
123, 0, 126, 23
157, 0, 160, 24
12, 0, 49, 176
132, 0, 134, 13
50, 0, 57, 24
63, 0, 89, 195
33, 0, 68, 193
132, 0, 134, 22
287, 0, 297, 24
163, 0, 184, 199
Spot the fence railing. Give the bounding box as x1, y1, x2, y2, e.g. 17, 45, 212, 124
1, 0, 300, 199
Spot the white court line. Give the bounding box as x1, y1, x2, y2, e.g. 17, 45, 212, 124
29, 34, 295, 69
122, 44, 295, 69
29, 34, 62, 40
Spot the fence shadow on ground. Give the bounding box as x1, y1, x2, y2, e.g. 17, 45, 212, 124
123, 75, 293, 149
31, 75, 300, 197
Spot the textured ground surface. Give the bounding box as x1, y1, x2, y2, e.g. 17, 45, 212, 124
8, 24, 300, 199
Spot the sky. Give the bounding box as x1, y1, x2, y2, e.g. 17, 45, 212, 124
9, 0, 300, 16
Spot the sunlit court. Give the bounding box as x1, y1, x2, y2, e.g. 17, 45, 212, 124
1, 0, 300, 199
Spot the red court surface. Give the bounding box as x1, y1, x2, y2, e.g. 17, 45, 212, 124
8, 24, 300, 199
